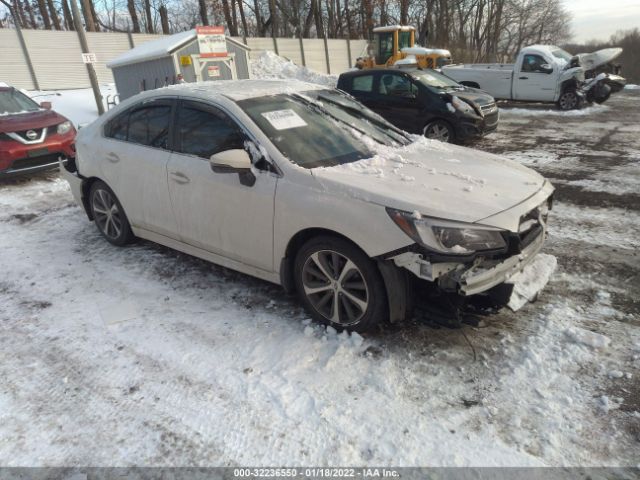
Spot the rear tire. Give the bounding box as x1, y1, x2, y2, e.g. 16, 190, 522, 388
424, 120, 455, 143
294, 236, 387, 333
89, 180, 134, 246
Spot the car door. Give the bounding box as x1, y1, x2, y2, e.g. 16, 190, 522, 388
373, 72, 422, 133
99, 97, 178, 238
513, 54, 558, 102
166, 99, 277, 272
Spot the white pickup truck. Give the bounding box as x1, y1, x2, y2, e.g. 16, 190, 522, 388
442, 45, 626, 110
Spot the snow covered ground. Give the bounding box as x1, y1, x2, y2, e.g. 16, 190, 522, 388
0, 58, 639, 467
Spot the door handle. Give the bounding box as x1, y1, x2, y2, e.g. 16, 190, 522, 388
519, 76, 528, 79
170, 171, 190, 184
106, 152, 120, 163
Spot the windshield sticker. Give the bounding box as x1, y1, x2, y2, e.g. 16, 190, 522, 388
261, 109, 307, 130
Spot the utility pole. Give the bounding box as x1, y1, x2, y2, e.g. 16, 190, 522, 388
0, 0, 40, 90
69, 0, 104, 115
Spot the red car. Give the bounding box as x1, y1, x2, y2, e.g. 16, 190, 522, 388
0, 86, 76, 178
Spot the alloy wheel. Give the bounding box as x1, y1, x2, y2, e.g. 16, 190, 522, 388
301, 250, 369, 326
92, 188, 123, 240
559, 91, 578, 110
425, 122, 451, 142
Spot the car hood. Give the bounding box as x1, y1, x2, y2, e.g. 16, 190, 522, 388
311, 138, 546, 229
447, 87, 495, 107
578, 48, 623, 70
0, 109, 67, 134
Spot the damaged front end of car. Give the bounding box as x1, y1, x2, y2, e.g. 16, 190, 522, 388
380, 188, 553, 318
569, 47, 627, 105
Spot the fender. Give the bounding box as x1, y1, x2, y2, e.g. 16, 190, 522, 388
556, 67, 584, 101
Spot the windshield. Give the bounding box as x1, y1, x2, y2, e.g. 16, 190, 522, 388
551, 48, 573, 61
399, 31, 412, 49
0, 88, 40, 115
410, 69, 461, 90
238, 90, 410, 169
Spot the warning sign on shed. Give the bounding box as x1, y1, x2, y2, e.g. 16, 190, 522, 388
196, 26, 227, 58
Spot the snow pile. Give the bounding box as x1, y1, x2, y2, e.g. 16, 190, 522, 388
500, 104, 609, 117
28, 84, 117, 127
624, 84, 640, 90
251, 51, 338, 87
507, 253, 557, 311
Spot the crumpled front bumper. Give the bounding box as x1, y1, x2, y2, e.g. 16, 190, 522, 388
457, 228, 545, 296
389, 221, 547, 297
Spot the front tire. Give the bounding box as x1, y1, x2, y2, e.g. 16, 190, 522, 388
89, 180, 134, 246
557, 89, 580, 110
424, 120, 454, 143
294, 236, 387, 333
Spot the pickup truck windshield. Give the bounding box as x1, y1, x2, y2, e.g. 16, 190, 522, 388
410, 69, 461, 91
0, 88, 40, 115
238, 92, 378, 169
551, 48, 573, 62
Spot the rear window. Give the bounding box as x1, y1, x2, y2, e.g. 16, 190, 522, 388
0, 88, 40, 115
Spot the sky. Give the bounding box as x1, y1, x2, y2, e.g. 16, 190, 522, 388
564, 0, 640, 43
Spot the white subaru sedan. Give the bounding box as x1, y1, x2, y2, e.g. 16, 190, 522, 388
62, 80, 553, 332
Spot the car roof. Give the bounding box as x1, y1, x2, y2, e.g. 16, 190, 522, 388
339, 67, 421, 78
153, 79, 328, 102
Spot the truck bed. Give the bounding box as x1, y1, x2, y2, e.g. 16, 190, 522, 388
442, 64, 514, 100
445, 63, 514, 71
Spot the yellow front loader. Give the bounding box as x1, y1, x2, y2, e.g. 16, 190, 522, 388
355, 25, 452, 70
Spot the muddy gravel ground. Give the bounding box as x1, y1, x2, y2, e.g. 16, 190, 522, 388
0, 90, 638, 467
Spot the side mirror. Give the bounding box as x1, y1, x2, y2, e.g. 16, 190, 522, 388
210, 149, 251, 172
40, 101, 52, 110
540, 64, 553, 74
210, 149, 255, 186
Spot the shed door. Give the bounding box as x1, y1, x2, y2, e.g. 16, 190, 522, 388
198, 58, 236, 81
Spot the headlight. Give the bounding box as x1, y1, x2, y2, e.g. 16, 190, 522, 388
387, 208, 506, 254
57, 121, 72, 135
450, 95, 476, 115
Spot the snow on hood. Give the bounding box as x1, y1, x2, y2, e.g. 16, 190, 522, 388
312, 137, 545, 227
578, 48, 623, 70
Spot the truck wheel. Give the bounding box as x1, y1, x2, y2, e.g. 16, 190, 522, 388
294, 236, 387, 333
557, 90, 580, 110
424, 120, 454, 143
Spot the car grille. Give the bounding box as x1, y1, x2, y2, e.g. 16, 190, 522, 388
481, 102, 498, 115
4, 153, 60, 172
10, 127, 47, 142
481, 103, 499, 127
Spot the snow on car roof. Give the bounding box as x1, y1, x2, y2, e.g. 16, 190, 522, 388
107, 30, 197, 69
163, 79, 328, 101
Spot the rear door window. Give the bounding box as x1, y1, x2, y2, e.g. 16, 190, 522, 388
351, 75, 374, 93
105, 110, 129, 141
128, 103, 172, 149
105, 99, 173, 149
